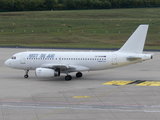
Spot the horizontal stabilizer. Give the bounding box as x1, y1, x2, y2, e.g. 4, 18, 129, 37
127, 56, 142, 61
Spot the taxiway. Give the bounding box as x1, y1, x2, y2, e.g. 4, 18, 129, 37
0, 48, 160, 120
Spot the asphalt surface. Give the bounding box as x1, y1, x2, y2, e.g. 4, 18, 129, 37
0, 48, 160, 120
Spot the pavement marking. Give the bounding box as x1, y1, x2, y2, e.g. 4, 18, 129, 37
32, 84, 129, 120
102, 80, 160, 86
32, 80, 160, 120
72, 96, 90, 98
136, 81, 160, 86
102, 80, 134, 86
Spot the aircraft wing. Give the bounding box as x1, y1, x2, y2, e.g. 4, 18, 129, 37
41, 63, 90, 72
69, 65, 90, 71
41, 63, 69, 70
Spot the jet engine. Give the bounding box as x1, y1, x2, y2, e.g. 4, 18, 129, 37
35, 68, 60, 77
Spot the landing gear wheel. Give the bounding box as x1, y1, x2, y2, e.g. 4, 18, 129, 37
24, 70, 29, 78
76, 72, 83, 78
24, 74, 28, 78
65, 75, 72, 81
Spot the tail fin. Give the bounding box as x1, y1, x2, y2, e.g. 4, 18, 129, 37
118, 24, 149, 54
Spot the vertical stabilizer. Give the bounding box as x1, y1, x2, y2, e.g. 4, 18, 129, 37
118, 25, 149, 54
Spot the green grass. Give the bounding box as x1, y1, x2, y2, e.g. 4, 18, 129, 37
0, 8, 160, 50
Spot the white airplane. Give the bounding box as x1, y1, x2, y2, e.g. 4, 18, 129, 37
5, 24, 153, 81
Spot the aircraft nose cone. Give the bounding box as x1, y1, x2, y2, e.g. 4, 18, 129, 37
5, 59, 11, 67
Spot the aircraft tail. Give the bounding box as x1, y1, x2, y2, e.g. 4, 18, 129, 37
118, 24, 149, 54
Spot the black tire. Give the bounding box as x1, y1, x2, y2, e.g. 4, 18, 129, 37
65, 75, 72, 81
76, 72, 82, 78
24, 74, 28, 78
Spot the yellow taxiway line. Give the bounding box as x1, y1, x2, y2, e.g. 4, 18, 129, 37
102, 80, 160, 86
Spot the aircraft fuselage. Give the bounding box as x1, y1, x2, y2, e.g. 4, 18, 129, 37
5, 51, 151, 72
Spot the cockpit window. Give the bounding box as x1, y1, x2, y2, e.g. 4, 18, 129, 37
11, 56, 16, 59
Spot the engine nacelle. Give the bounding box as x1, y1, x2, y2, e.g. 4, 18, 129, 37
35, 68, 59, 77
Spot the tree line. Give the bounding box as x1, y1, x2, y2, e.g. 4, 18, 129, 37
0, 0, 160, 11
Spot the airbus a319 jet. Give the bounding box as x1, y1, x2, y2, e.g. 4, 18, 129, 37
5, 25, 153, 81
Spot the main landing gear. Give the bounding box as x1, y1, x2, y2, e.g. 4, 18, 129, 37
76, 72, 83, 78
24, 70, 29, 78
65, 75, 72, 81
65, 72, 83, 81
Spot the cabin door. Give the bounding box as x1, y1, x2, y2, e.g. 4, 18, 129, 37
112, 54, 117, 65
20, 53, 26, 64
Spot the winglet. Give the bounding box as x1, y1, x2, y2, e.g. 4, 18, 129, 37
118, 25, 149, 54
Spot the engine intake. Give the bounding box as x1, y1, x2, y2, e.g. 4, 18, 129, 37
35, 68, 59, 77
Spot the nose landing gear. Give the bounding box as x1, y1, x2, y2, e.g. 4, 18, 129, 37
24, 70, 29, 78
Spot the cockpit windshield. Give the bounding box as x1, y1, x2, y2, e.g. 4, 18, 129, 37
11, 56, 16, 59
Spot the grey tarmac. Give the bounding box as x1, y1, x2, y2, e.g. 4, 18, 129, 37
0, 48, 160, 120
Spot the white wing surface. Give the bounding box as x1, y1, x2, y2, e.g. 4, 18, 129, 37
41, 63, 90, 72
